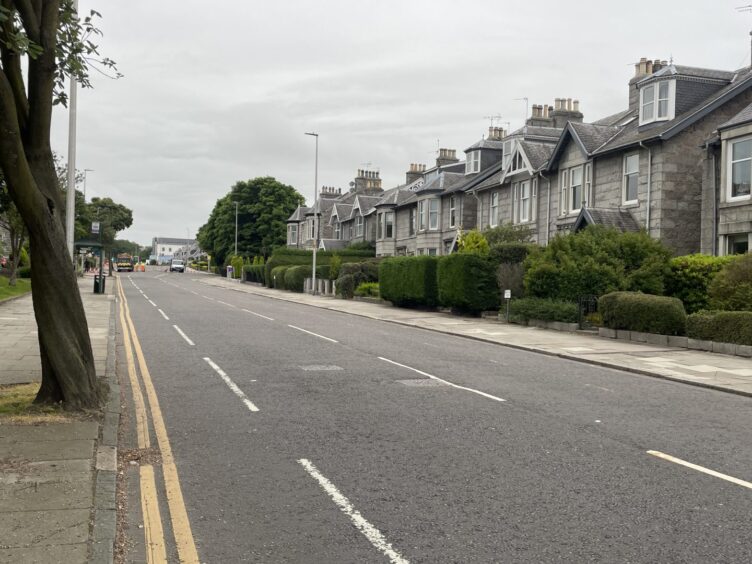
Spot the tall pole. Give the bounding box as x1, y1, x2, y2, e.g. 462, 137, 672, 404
82, 168, 94, 200
305, 132, 319, 294
234, 201, 239, 257
64, 0, 79, 263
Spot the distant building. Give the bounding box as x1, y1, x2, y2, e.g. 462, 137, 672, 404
151, 237, 195, 264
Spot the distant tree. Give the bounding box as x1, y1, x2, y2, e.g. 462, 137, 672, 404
0, 168, 27, 285
198, 177, 304, 266
483, 223, 534, 245
0, 2, 119, 409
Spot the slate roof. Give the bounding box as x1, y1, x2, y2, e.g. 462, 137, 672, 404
464, 138, 505, 151
508, 125, 562, 142
330, 203, 352, 220
641, 64, 736, 84
306, 197, 335, 216
518, 141, 554, 171
569, 122, 622, 154
319, 239, 347, 251
718, 101, 752, 130
348, 195, 382, 219
573, 208, 641, 233
591, 108, 635, 127
414, 172, 466, 194
287, 206, 310, 222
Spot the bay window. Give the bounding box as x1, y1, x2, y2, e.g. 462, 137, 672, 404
729, 137, 752, 200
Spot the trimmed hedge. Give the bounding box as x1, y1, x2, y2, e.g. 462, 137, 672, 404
243, 264, 265, 284
708, 253, 752, 312
686, 311, 752, 346
335, 261, 379, 298
270, 266, 290, 289
284, 265, 312, 292
336, 274, 356, 298
264, 250, 375, 288
665, 254, 735, 313
489, 242, 536, 265
379, 256, 439, 307
437, 254, 499, 314
599, 291, 686, 335
509, 298, 578, 323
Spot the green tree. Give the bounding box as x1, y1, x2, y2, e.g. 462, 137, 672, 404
483, 223, 534, 245
456, 229, 490, 255
198, 177, 304, 266
0, 2, 119, 409
0, 168, 27, 285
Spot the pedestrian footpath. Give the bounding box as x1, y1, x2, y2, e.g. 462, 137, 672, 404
0, 275, 118, 564
198, 274, 752, 398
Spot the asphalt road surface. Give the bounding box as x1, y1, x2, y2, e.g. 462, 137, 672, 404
118, 270, 752, 563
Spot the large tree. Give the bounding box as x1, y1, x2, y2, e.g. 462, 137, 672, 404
198, 176, 304, 266
0, 2, 117, 409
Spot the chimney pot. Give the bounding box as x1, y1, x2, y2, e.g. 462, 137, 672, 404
646, 60, 653, 74
567, 98, 572, 111
573, 99, 580, 112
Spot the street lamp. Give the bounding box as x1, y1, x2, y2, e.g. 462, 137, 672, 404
304, 132, 319, 294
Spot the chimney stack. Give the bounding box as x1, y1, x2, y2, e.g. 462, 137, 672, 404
406, 163, 426, 184
436, 147, 459, 168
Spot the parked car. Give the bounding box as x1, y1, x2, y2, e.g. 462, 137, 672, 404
169, 259, 185, 273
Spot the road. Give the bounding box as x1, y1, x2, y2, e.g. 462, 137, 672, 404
117, 270, 752, 563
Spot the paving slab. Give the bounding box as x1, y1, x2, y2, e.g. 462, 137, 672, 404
0, 439, 94, 462
0, 543, 89, 564
0, 508, 90, 548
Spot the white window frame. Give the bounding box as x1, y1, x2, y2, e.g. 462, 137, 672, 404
502, 139, 516, 169
559, 169, 569, 216
570, 166, 583, 212
490, 192, 499, 227
334, 222, 340, 240
584, 163, 592, 206
519, 181, 531, 223
727, 136, 752, 202
428, 199, 439, 230
508, 151, 525, 174
289, 224, 297, 244
409, 207, 416, 235
465, 151, 480, 174
449, 196, 457, 228
623, 154, 640, 204
385, 211, 394, 239
355, 215, 364, 237
639, 79, 675, 125
418, 201, 426, 231
377, 213, 383, 239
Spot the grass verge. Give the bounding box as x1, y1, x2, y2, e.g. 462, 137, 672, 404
0, 276, 31, 301
0, 383, 71, 423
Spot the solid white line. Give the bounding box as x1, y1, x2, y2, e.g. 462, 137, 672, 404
297, 458, 408, 564
158, 309, 169, 321
288, 325, 338, 343
203, 357, 259, 412
148, 300, 157, 307
378, 357, 506, 403
647, 450, 752, 490
143, 294, 149, 300
216, 300, 236, 308
241, 308, 274, 321
173, 325, 195, 346
190, 291, 199, 295
202, 295, 215, 301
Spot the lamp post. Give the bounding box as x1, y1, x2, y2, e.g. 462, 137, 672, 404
64, 0, 80, 263
304, 132, 319, 294
234, 201, 239, 257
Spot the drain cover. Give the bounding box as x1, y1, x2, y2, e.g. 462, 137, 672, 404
299, 365, 343, 371
397, 379, 446, 387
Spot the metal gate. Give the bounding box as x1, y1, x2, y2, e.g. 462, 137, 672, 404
578, 295, 599, 329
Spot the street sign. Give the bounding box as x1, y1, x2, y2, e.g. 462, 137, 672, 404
91, 221, 100, 234
504, 289, 511, 299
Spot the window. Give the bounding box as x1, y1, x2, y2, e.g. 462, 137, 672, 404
727, 233, 749, 255
519, 181, 530, 222
289, 224, 297, 244
502, 139, 516, 169
356, 215, 364, 237
427, 248, 437, 256
444, 239, 454, 254
559, 169, 569, 216
584, 163, 592, 205
729, 138, 752, 200
623, 154, 639, 204
639, 80, 674, 125
428, 199, 439, 230
168, 247, 172, 252
509, 152, 525, 173
377, 214, 383, 239
418, 201, 426, 230
334, 222, 340, 240
385, 212, 394, 238
570, 167, 583, 212
409, 207, 416, 235
449, 196, 457, 228
490, 192, 499, 227
466, 151, 480, 174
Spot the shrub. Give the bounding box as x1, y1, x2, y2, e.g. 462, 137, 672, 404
508, 298, 578, 323
354, 282, 380, 298
315, 264, 329, 281
456, 229, 490, 255
438, 254, 498, 314
284, 265, 312, 292
336, 274, 355, 298
264, 249, 374, 288
496, 263, 525, 300
17, 266, 31, 279
345, 241, 376, 252
270, 266, 289, 289
379, 256, 439, 307
686, 311, 752, 345
336, 261, 379, 294
489, 243, 536, 265
707, 254, 752, 311
227, 255, 244, 279
329, 254, 342, 280
664, 254, 735, 313
483, 223, 534, 245
599, 291, 686, 335
524, 226, 672, 301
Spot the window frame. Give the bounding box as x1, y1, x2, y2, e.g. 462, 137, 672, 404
355, 215, 364, 237
727, 136, 752, 202
289, 224, 297, 244
623, 153, 640, 205
334, 221, 340, 240
385, 211, 394, 239
449, 196, 457, 228
639, 79, 675, 125
409, 207, 416, 235
377, 213, 383, 239
465, 151, 481, 174
570, 166, 583, 212
428, 199, 439, 230
519, 180, 531, 223
490, 192, 499, 227
559, 168, 569, 216
418, 201, 426, 231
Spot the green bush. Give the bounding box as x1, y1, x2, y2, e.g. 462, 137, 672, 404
270, 266, 290, 289
243, 264, 265, 284
264, 249, 374, 288
686, 311, 752, 345
335, 261, 379, 295
496, 263, 525, 299
336, 274, 355, 298
489, 243, 537, 265
508, 298, 578, 323
329, 254, 342, 280
228, 255, 244, 279
354, 282, 380, 298
599, 291, 686, 335
456, 229, 489, 255
664, 254, 735, 313
379, 256, 439, 307
437, 254, 499, 314
524, 226, 672, 301
315, 264, 329, 281
17, 266, 31, 279
284, 265, 312, 292
483, 223, 534, 245
707, 254, 752, 311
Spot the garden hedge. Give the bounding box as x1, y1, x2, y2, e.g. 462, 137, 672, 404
243, 264, 265, 284
335, 261, 379, 298
354, 282, 379, 298
599, 291, 686, 335
664, 254, 735, 313
437, 254, 499, 314
508, 298, 578, 324
264, 249, 375, 288
379, 256, 439, 307
707, 253, 752, 312
284, 265, 312, 293
488, 242, 536, 265
270, 266, 290, 289
686, 311, 752, 346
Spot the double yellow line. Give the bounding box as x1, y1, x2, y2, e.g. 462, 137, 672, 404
118, 278, 200, 563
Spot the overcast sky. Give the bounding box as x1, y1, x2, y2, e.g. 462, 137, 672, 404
49, 0, 752, 245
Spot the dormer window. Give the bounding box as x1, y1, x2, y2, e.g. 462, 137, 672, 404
465, 151, 480, 174
502, 139, 516, 168
639, 80, 675, 125
508, 152, 525, 174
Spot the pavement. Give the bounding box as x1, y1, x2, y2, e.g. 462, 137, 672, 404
0, 274, 118, 564
197, 272, 752, 398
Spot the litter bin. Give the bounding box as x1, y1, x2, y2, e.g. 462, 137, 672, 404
93, 274, 106, 294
